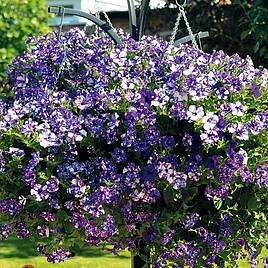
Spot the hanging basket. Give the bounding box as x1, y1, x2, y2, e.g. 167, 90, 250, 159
0, 2, 268, 267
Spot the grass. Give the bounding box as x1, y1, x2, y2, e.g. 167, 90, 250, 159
0, 237, 266, 268
0, 237, 130, 268
239, 250, 266, 268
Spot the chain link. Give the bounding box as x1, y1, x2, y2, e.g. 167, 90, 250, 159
169, 3, 199, 49
102, 11, 115, 30
169, 11, 182, 45
94, 1, 115, 34
180, 6, 198, 49
56, 42, 69, 84
58, 7, 65, 42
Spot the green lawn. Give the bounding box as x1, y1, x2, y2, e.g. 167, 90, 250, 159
0, 237, 266, 268
0, 237, 130, 268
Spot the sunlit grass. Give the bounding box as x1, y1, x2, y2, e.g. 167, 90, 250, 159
0, 236, 130, 268
0, 237, 266, 268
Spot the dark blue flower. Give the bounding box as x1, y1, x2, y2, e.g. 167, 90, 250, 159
142, 164, 157, 181
112, 147, 127, 163
205, 155, 220, 169
143, 228, 158, 241
161, 136, 176, 149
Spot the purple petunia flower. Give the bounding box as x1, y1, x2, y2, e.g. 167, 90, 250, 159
46, 176, 60, 193
161, 230, 175, 246
68, 178, 86, 198
143, 228, 158, 241
0, 224, 12, 240
182, 213, 199, 229
254, 165, 268, 187
0, 199, 22, 215
205, 155, 220, 169
161, 136, 176, 149
251, 83, 260, 98
237, 237, 246, 247
46, 247, 71, 263
142, 164, 157, 181
112, 147, 127, 163
9, 147, 25, 158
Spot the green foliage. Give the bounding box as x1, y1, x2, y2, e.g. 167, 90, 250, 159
0, 0, 49, 80
159, 0, 268, 66
236, 0, 268, 64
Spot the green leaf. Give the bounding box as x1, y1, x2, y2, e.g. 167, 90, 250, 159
241, 30, 251, 40
253, 41, 260, 53
259, 47, 267, 57
163, 188, 174, 204
247, 197, 259, 210
64, 222, 75, 234
74, 238, 85, 249
56, 210, 68, 221
213, 197, 223, 210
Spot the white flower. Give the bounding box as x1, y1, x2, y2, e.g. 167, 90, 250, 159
38, 130, 62, 148
187, 105, 205, 121
202, 112, 219, 130
151, 89, 169, 108
74, 95, 90, 110
183, 66, 195, 76
237, 149, 248, 165
230, 101, 246, 117
228, 123, 237, 133
67, 129, 87, 142
197, 55, 208, 65
37, 122, 50, 131
125, 91, 141, 102
173, 91, 188, 101
121, 79, 134, 90
31, 184, 49, 201
170, 64, 177, 72
236, 123, 249, 140
200, 129, 219, 144
6, 109, 18, 121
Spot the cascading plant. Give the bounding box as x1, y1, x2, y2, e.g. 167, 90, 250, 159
0, 28, 267, 267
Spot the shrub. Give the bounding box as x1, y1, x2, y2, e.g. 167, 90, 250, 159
0, 0, 49, 80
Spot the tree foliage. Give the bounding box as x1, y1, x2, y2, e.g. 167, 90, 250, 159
0, 0, 49, 80
236, 0, 268, 64
147, 0, 268, 67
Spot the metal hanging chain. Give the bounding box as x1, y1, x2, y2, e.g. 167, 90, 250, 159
169, 11, 183, 45
56, 42, 69, 83
84, 11, 114, 33
102, 11, 115, 30
169, 0, 199, 49
169, 0, 186, 46
179, 5, 199, 49
94, 0, 115, 34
